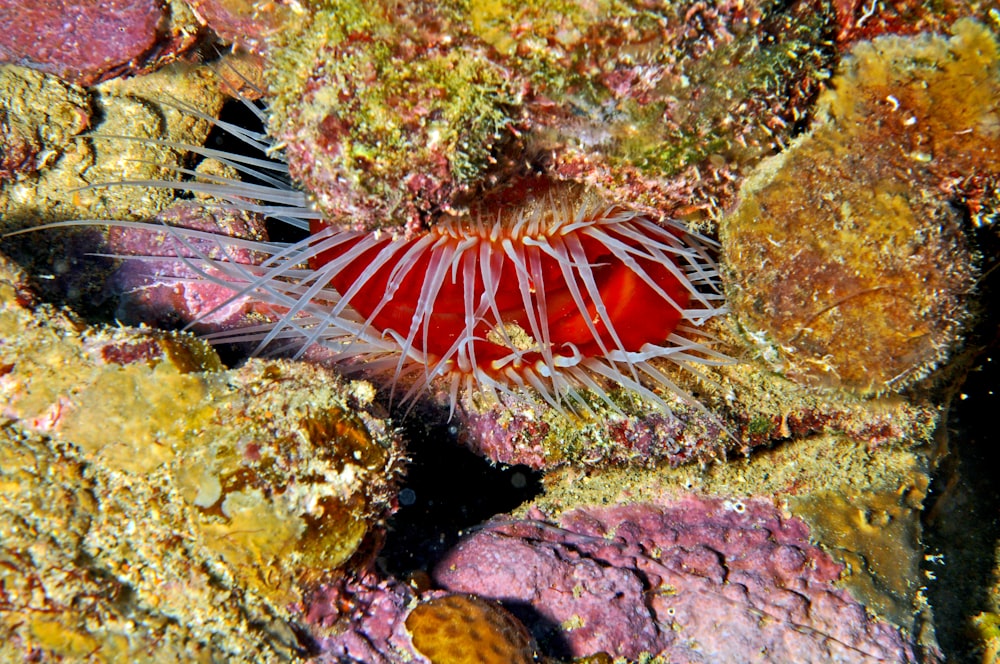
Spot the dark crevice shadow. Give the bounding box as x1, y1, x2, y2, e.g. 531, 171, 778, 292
376, 401, 543, 579
921, 220, 1000, 663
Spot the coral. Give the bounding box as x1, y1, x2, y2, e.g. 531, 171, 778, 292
0, 0, 203, 85
405, 594, 535, 664
720, 19, 993, 393
0, 251, 404, 660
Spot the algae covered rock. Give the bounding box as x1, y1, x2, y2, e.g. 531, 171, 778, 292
721, 19, 994, 393
264, 0, 838, 231
0, 252, 404, 660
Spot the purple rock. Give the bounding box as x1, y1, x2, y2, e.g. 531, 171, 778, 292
0, 0, 195, 84
433, 498, 918, 662
107, 202, 270, 332
304, 573, 423, 664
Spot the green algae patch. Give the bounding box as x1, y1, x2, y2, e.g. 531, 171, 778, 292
721, 19, 995, 393
789, 481, 927, 629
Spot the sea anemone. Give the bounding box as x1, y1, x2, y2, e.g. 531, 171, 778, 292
37, 90, 729, 418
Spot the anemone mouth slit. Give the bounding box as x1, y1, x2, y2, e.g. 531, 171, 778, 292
31, 89, 731, 418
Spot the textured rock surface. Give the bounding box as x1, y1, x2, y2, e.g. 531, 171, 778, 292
0, 0, 202, 85
0, 252, 404, 661
265, 0, 837, 232
435, 496, 919, 662
721, 19, 992, 392
0, 66, 91, 181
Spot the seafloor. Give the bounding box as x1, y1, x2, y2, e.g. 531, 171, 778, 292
1, 1, 999, 663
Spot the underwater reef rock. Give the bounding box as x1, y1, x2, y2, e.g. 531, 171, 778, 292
304, 573, 421, 663
267, 2, 525, 232
454, 321, 939, 469
264, 0, 837, 231
299, 575, 538, 663
107, 200, 272, 331
0, 66, 91, 182
0, 252, 404, 661
0, 62, 233, 230
436, 502, 917, 662
434, 428, 934, 662
1, 9, 996, 663
721, 19, 993, 393
832, 0, 994, 44
980, 540, 1000, 662
0, 0, 203, 85
0, 61, 240, 310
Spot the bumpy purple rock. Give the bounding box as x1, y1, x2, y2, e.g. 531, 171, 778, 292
304, 573, 421, 664
434, 498, 917, 662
